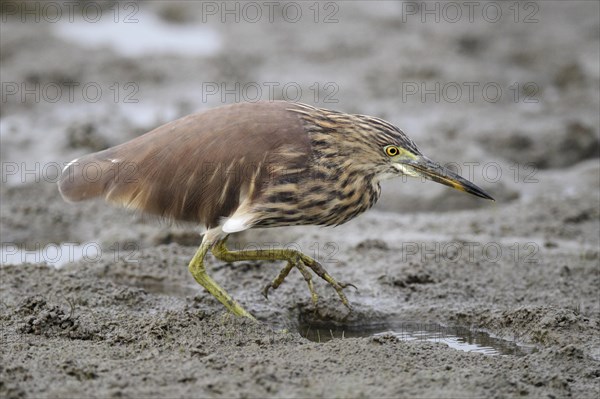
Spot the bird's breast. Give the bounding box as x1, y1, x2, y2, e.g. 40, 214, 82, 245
251, 170, 381, 228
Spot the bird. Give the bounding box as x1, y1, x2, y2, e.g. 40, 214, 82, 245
58, 101, 494, 320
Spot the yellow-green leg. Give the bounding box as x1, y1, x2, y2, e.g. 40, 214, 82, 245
212, 237, 356, 309
188, 235, 256, 320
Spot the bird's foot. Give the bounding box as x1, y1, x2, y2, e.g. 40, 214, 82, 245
212, 239, 356, 312
262, 259, 319, 307
298, 254, 357, 310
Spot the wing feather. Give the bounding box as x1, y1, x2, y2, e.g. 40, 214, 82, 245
58, 101, 311, 228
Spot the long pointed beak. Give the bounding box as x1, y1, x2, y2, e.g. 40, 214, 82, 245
403, 157, 495, 201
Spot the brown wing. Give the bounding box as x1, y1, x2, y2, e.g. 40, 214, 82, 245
58, 101, 311, 228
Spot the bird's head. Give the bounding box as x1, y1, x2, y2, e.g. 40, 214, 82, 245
296, 104, 494, 201
356, 115, 495, 201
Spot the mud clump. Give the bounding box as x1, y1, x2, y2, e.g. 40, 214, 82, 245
15, 296, 97, 340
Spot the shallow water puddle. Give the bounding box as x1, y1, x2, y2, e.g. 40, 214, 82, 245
299, 321, 534, 356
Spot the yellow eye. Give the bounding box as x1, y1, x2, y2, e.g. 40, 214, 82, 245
384, 146, 399, 157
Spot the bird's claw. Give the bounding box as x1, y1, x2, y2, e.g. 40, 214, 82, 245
327, 280, 353, 310
339, 281, 358, 290
261, 283, 272, 300
332, 281, 358, 310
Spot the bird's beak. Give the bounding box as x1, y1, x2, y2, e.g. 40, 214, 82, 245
399, 157, 495, 201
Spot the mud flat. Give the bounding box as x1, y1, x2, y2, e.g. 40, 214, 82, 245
1, 1, 599, 398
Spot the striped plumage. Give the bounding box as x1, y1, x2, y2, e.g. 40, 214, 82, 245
59, 101, 422, 231
252, 102, 424, 228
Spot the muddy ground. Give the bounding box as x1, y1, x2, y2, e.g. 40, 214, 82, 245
1, 1, 599, 398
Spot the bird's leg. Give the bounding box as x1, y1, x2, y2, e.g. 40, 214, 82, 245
188, 235, 256, 320
211, 238, 353, 309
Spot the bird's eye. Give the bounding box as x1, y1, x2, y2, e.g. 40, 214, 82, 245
384, 146, 399, 157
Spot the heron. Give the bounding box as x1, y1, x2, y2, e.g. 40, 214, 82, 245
58, 101, 493, 319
